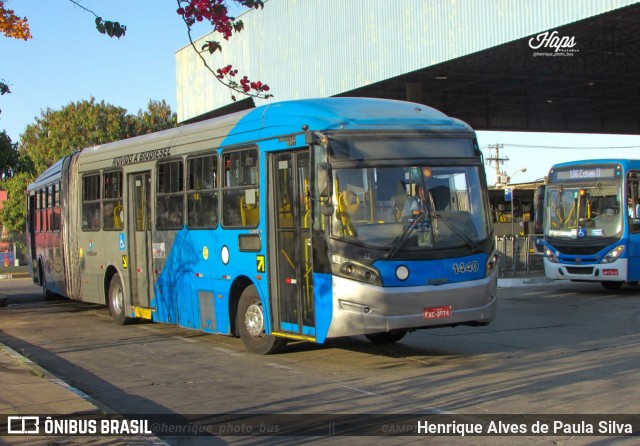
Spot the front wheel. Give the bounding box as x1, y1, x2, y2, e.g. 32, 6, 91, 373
237, 286, 287, 355
108, 275, 132, 325
365, 330, 407, 344
601, 281, 623, 290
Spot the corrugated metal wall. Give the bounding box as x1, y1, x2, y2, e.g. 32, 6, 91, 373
175, 0, 639, 123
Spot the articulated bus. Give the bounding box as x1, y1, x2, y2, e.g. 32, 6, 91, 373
26, 98, 498, 354
540, 159, 640, 290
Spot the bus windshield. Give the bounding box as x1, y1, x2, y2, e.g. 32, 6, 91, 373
544, 184, 623, 239
331, 165, 490, 249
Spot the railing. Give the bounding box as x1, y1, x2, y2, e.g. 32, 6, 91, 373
495, 234, 544, 277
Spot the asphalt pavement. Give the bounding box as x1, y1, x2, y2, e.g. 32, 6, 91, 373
0, 266, 553, 443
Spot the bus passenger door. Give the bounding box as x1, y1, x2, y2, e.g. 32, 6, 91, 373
269, 151, 316, 339
128, 172, 152, 308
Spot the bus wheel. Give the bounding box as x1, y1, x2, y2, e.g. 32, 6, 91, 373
237, 286, 287, 355
601, 281, 623, 291
365, 330, 407, 344
39, 263, 55, 300
108, 275, 132, 325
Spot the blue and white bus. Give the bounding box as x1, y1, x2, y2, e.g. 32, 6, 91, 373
27, 98, 498, 354
540, 159, 640, 290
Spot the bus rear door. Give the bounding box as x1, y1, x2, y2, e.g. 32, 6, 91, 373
128, 172, 153, 310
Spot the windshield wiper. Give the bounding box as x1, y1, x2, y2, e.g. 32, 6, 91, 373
435, 212, 482, 253
385, 212, 426, 259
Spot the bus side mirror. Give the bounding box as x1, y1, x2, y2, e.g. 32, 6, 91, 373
317, 163, 332, 198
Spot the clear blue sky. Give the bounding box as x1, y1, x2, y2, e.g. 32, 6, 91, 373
2, 0, 640, 186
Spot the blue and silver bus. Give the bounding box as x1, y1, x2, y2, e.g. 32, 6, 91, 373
540, 159, 640, 289
27, 98, 498, 354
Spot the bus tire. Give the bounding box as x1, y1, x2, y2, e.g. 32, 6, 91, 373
601, 281, 623, 290
108, 275, 132, 325
237, 285, 287, 355
39, 262, 55, 300
365, 330, 407, 344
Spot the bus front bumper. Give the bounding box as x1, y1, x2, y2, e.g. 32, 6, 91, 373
543, 258, 628, 282
326, 274, 498, 338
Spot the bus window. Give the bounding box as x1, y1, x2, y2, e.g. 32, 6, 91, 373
222, 149, 259, 227
82, 174, 101, 231
156, 160, 184, 230
43, 186, 50, 232
103, 171, 123, 230
35, 189, 41, 232
187, 154, 218, 228
50, 183, 60, 231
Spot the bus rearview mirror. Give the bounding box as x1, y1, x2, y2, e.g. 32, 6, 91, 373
317, 163, 332, 198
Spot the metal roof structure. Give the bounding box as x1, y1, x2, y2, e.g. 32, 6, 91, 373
176, 0, 640, 134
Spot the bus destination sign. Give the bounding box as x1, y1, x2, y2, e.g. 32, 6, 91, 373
550, 165, 620, 183
112, 147, 171, 166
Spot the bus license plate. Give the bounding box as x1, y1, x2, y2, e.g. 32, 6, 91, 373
424, 306, 451, 319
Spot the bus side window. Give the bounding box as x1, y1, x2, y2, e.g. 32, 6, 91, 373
82, 173, 101, 231
103, 171, 123, 230
156, 160, 184, 230
222, 148, 259, 227
187, 154, 218, 228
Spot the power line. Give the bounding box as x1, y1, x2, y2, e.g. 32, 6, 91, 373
480, 143, 640, 150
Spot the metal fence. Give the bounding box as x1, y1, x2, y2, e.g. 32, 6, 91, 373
495, 234, 544, 277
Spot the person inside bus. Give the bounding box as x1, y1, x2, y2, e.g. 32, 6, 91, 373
403, 184, 428, 217
627, 197, 640, 219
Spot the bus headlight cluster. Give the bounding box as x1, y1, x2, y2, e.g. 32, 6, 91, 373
331, 255, 381, 286
485, 251, 498, 277
601, 245, 624, 264
545, 248, 559, 263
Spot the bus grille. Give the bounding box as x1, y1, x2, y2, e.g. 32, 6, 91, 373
559, 246, 605, 255
566, 267, 594, 275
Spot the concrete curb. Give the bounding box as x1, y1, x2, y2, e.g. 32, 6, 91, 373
0, 273, 30, 280
0, 342, 112, 415
0, 341, 171, 444
498, 277, 570, 288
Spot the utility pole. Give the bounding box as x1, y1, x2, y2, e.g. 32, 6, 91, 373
485, 143, 509, 186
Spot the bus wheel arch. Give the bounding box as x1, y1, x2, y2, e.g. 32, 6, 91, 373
107, 272, 133, 325
37, 257, 45, 287
232, 279, 287, 354
35, 257, 43, 286
228, 276, 253, 336
103, 266, 120, 306
38, 258, 54, 299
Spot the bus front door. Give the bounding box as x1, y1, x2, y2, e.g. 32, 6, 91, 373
128, 172, 152, 309
270, 151, 316, 340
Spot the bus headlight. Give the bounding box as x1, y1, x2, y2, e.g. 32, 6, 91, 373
331, 255, 381, 286
545, 248, 559, 263
485, 251, 498, 277
601, 245, 624, 263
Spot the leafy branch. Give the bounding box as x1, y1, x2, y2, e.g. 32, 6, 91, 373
176, 0, 272, 101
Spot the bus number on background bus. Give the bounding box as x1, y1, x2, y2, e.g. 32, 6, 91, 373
452, 261, 479, 274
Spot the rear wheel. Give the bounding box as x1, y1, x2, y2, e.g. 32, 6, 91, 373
39, 262, 55, 300
108, 275, 132, 325
601, 281, 623, 290
237, 286, 287, 354
365, 330, 408, 344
